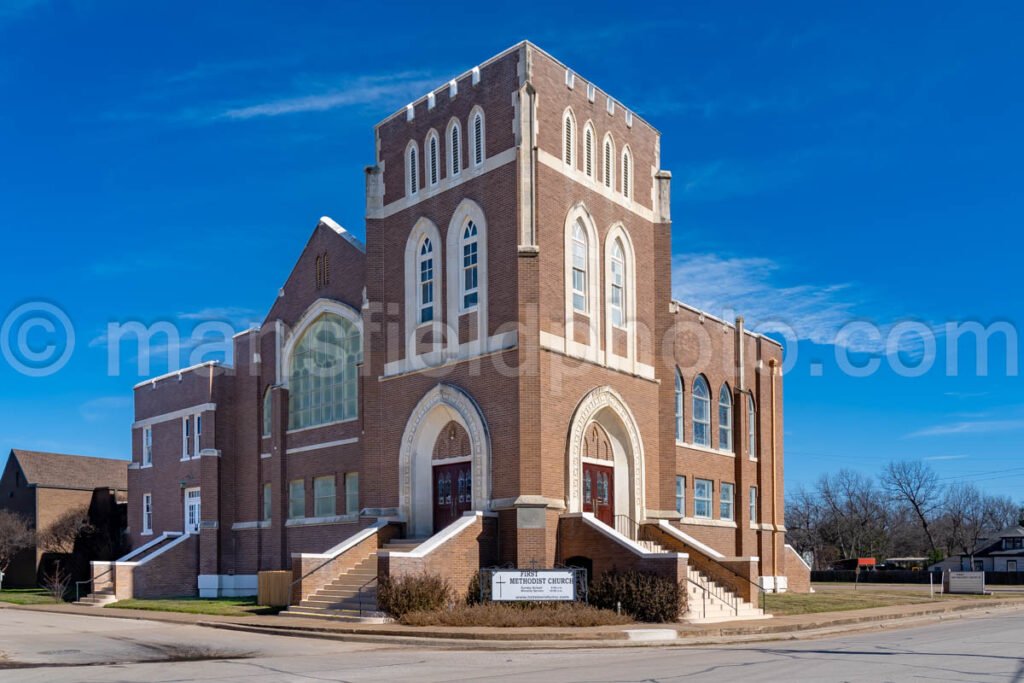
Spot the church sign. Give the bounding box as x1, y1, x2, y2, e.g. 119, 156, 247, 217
489, 569, 577, 601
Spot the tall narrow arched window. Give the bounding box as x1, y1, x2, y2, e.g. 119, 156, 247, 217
563, 110, 576, 167
602, 134, 614, 188
406, 142, 418, 196
471, 109, 484, 166
427, 132, 439, 186
571, 222, 588, 312
418, 237, 435, 323
674, 371, 684, 441
621, 146, 632, 199
461, 221, 479, 310
262, 387, 272, 437
583, 124, 595, 179
719, 384, 733, 452
747, 394, 757, 459
288, 313, 360, 429
610, 239, 625, 327
448, 119, 461, 177
692, 375, 710, 447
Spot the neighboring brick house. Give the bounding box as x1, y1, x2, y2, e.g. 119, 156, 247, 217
0, 449, 128, 586
121, 41, 804, 605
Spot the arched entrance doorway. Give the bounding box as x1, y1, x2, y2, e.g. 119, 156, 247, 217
398, 384, 491, 537
566, 386, 645, 527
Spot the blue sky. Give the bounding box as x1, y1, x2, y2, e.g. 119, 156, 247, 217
0, 2, 1021, 500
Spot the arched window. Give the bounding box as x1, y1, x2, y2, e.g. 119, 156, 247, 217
692, 376, 710, 447
406, 142, 418, 196
719, 384, 733, 452
471, 109, 485, 166
621, 146, 632, 199
602, 134, 614, 188
610, 239, 625, 327
426, 131, 439, 186
262, 387, 272, 437
563, 109, 576, 167
747, 394, 757, 459
583, 124, 595, 179
288, 313, 360, 430
571, 222, 588, 312
461, 221, 479, 310
674, 371, 684, 442
448, 119, 461, 177
418, 237, 435, 323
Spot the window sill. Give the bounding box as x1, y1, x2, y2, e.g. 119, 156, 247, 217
675, 441, 736, 458
286, 417, 358, 435
140, 463, 153, 469
285, 514, 358, 527
140, 531, 154, 537
679, 517, 738, 529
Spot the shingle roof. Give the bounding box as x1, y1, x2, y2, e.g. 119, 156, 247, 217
9, 450, 128, 491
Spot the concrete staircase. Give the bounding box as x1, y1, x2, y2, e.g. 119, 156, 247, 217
74, 589, 117, 607
683, 566, 767, 623
283, 538, 426, 622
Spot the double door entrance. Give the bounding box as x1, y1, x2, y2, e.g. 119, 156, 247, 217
582, 462, 614, 526
432, 461, 472, 534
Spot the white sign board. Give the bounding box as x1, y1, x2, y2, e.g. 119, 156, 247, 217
945, 571, 986, 594
490, 570, 576, 601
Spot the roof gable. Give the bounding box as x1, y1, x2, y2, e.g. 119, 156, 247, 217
9, 450, 128, 491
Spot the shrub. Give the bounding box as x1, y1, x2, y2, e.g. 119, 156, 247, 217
400, 601, 632, 627
589, 569, 684, 623
377, 572, 452, 619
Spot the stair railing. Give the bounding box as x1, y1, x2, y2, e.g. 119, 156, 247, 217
613, 514, 640, 541
75, 566, 112, 603
357, 575, 378, 617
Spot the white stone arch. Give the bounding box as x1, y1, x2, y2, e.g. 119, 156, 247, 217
445, 198, 488, 354
280, 298, 363, 390
563, 202, 600, 356
404, 217, 443, 359
566, 386, 645, 523
603, 222, 637, 372
445, 116, 462, 178
562, 106, 577, 168
398, 383, 491, 537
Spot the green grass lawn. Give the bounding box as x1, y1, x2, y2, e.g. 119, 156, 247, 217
764, 588, 1008, 616
106, 596, 284, 617
0, 588, 58, 605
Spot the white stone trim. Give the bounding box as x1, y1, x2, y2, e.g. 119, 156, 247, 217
383, 331, 517, 378
370, 148, 516, 219
285, 514, 359, 527
539, 149, 655, 222
566, 386, 645, 523
292, 519, 388, 560
676, 440, 737, 458
132, 403, 216, 430
133, 361, 224, 390
680, 517, 739, 529
231, 521, 271, 530
651, 519, 725, 560
539, 330, 655, 380
786, 544, 812, 571
120, 531, 177, 562
566, 513, 683, 558
445, 198, 488, 348
490, 495, 566, 510
383, 511, 496, 559
319, 216, 365, 253
285, 437, 359, 455
398, 383, 491, 537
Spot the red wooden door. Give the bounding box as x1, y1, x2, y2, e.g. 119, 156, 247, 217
582, 463, 614, 527
432, 462, 472, 534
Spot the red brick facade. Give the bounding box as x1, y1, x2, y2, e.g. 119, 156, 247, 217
124, 41, 799, 599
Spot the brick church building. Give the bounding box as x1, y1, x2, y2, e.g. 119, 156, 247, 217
94, 42, 809, 619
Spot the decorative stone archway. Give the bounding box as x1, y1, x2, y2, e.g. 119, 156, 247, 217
398, 384, 491, 537
566, 386, 646, 523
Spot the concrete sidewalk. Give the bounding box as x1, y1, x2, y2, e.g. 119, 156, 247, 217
9, 596, 1024, 649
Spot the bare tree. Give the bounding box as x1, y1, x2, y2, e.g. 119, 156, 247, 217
37, 506, 92, 555
882, 460, 942, 555
0, 510, 35, 587
41, 561, 71, 602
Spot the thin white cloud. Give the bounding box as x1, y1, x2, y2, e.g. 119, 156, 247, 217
178, 307, 259, 325
907, 419, 1024, 438
216, 72, 440, 120
79, 396, 132, 422
922, 454, 970, 462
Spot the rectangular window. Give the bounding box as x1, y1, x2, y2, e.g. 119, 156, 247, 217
262, 483, 272, 522
1009, 560, 1018, 572
419, 256, 434, 323
345, 472, 359, 516
142, 427, 152, 467
142, 493, 153, 534
675, 476, 686, 516
462, 241, 478, 309
182, 417, 191, 458
314, 476, 336, 518
721, 483, 735, 521
288, 479, 305, 519
749, 486, 758, 524
572, 237, 587, 312
194, 414, 202, 454
694, 479, 712, 519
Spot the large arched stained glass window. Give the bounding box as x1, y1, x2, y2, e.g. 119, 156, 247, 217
288, 313, 360, 430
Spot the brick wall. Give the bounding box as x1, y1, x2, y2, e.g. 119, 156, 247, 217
131, 534, 200, 599
556, 515, 687, 585
290, 522, 402, 604
785, 545, 812, 593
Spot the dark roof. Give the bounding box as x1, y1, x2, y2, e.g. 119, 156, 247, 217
9, 450, 128, 491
